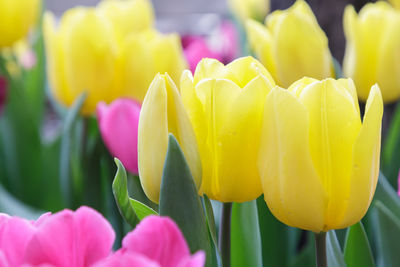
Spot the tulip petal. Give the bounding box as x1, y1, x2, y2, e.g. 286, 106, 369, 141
193, 79, 241, 201
214, 76, 271, 202
138, 75, 169, 203
24, 206, 115, 267
298, 79, 362, 229
97, 99, 140, 175
62, 9, 119, 114
245, 20, 277, 80
122, 216, 194, 267
43, 12, 74, 107
258, 87, 326, 232
339, 85, 383, 228
0, 215, 36, 266
93, 252, 160, 267
177, 252, 205, 267
193, 58, 225, 85
223, 56, 275, 88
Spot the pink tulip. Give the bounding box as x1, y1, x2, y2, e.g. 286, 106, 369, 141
182, 36, 222, 73
0, 76, 7, 114
95, 216, 205, 267
23, 206, 115, 267
97, 99, 140, 175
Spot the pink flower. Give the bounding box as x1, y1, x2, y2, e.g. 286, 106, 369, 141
182, 36, 222, 73
0, 76, 7, 114
95, 216, 205, 267
23, 207, 115, 267
97, 99, 141, 175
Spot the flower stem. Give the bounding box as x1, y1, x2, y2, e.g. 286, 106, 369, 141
219, 202, 233, 267
314, 232, 327, 267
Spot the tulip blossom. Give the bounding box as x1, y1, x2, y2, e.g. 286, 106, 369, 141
246, 0, 334, 88
0, 0, 41, 47
343, 2, 400, 103
258, 77, 383, 232
181, 57, 275, 202
138, 74, 201, 203
228, 0, 270, 23
43, 0, 187, 115
97, 99, 140, 175
95, 216, 205, 267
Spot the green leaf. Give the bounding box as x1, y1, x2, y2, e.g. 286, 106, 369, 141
130, 198, 157, 220
344, 222, 375, 267
374, 172, 400, 219
59, 92, 87, 206
202, 195, 218, 248
333, 57, 343, 79
327, 230, 346, 267
159, 134, 215, 267
289, 232, 316, 267
257, 196, 299, 267
112, 158, 139, 227
375, 201, 400, 267
231, 200, 262, 267
382, 102, 400, 187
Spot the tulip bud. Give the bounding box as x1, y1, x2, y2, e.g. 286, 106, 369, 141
181, 57, 275, 202
97, 99, 140, 175
0, 0, 41, 47
43, 0, 187, 115
246, 0, 334, 87
343, 2, 400, 103
259, 77, 383, 232
138, 74, 201, 203
228, 0, 270, 23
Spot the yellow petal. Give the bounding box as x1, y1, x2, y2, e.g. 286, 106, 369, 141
0, 0, 41, 47
272, 6, 333, 87
298, 79, 362, 230
338, 84, 383, 228
258, 87, 326, 232
97, 0, 154, 41
164, 74, 202, 191
62, 9, 119, 114
43, 12, 75, 107
138, 74, 169, 203
287, 76, 318, 97
193, 58, 225, 85
120, 34, 155, 102
193, 79, 241, 201
223, 56, 275, 88
245, 19, 277, 79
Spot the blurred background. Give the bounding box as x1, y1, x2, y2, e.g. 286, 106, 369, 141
47, 0, 378, 62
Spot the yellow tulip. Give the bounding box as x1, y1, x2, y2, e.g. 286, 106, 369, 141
246, 0, 334, 88
0, 0, 41, 47
181, 57, 275, 203
258, 77, 383, 232
43, 0, 187, 115
138, 74, 201, 203
228, 0, 270, 23
389, 0, 400, 9
343, 2, 400, 103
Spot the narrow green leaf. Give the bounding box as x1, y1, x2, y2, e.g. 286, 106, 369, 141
373, 173, 400, 220
257, 196, 299, 267
59, 92, 87, 206
112, 158, 139, 227
129, 198, 157, 220
231, 200, 262, 267
333, 57, 343, 79
202, 195, 218, 247
327, 230, 346, 267
375, 201, 400, 267
344, 222, 375, 267
159, 134, 215, 267
382, 102, 400, 187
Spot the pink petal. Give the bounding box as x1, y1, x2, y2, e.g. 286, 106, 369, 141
97, 99, 141, 175
177, 252, 206, 267
122, 216, 194, 267
0, 251, 10, 267
24, 206, 115, 267
0, 214, 36, 266
93, 251, 160, 267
